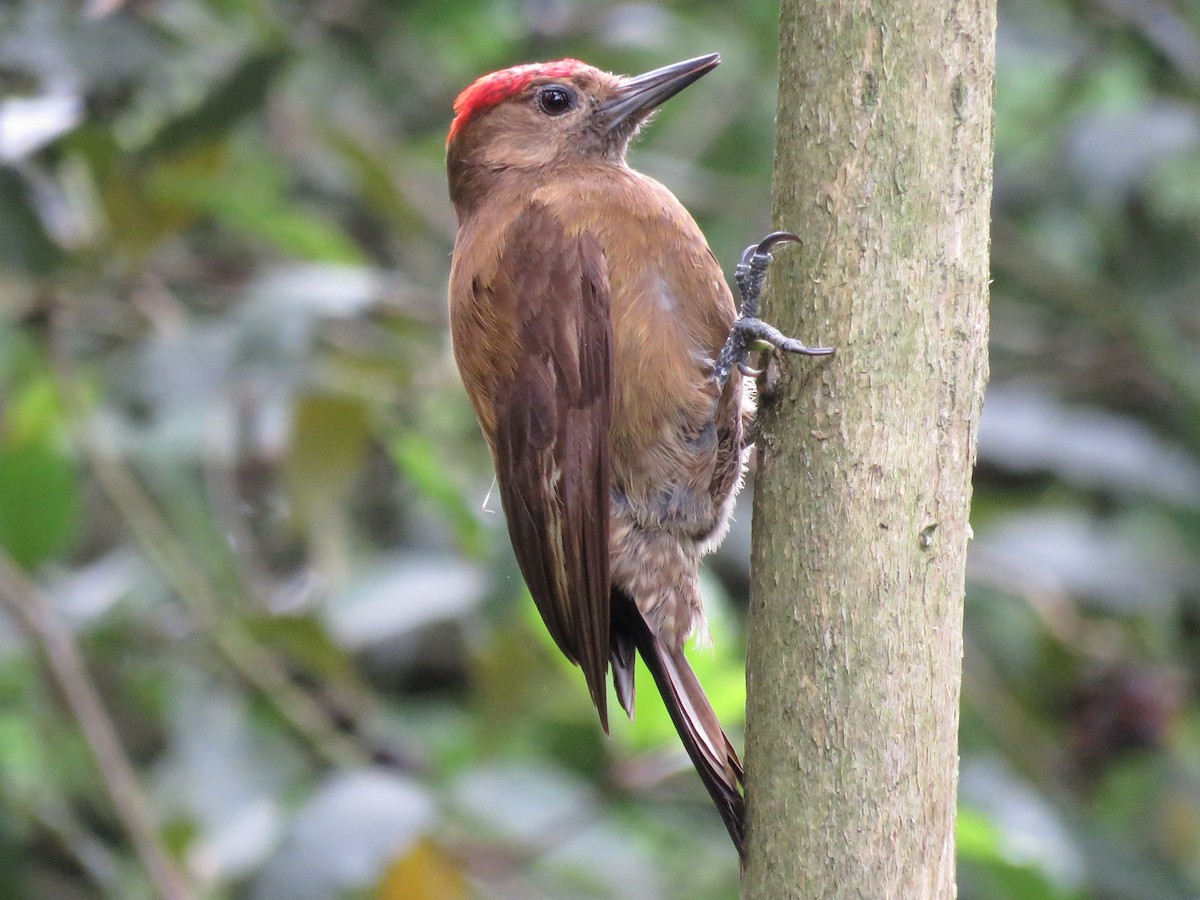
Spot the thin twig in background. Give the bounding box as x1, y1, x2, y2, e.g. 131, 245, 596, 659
0, 553, 192, 900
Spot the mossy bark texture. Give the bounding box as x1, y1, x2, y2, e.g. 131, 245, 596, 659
743, 0, 995, 896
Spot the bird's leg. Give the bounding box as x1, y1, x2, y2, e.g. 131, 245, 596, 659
712, 231, 835, 388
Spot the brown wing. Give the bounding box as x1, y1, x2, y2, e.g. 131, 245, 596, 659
485, 204, 614, 730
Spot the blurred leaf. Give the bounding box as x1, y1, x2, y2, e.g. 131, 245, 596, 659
0, 329, 37, 385
979, 386, 1200, 505
0, 171, 62, 275
252, 769, 433, 900
324, 132, 425, 236
1145, 152, 1200, 226
244, 613, 357, 684
1089, 756, 1163, 829
391, 432, 486, 556
0, 93, 83, 163
140, 49, 289, 159
245, 264, 383, 319
958, 804, 1082, 900
5, 374, 67, 447
159, 675, 302, 883
0, 711, 47, 798
971, 508, 1187, 615
324, 554, 484, 651
959, 805, 1006, 859
94, 146, 219, 254
284, 392, 371, 529
534, 817, 666, 900
450, 762, 595, 846
0, 443, 78, 570
959, 760, 1085, 896
373, 839, 467, 900
1065, 103, 1200, 202
149, 154, 365, 263
0, 810, 25, 900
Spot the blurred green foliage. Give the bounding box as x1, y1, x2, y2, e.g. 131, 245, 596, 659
0, 0, 1198, 897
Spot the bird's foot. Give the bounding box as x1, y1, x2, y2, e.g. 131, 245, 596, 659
712, 231, 835, 388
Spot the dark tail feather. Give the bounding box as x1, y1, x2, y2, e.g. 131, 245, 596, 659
611, 625, 637, 719
610, 588, 746, 862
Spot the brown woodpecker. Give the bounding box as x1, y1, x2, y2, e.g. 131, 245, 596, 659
445, 53, 831, 860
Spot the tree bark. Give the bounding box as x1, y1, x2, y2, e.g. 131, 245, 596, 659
742, 0, 994, 897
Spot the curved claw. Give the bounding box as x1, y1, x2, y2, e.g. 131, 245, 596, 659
787, 343, 836, 357
739, 231, 801, 269
754, 231, 801, 256
738, 362, 764, 378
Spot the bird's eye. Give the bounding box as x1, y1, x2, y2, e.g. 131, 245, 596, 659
536, 85, 576, 116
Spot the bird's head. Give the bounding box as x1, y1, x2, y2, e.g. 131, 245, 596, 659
446, 53, 719, 210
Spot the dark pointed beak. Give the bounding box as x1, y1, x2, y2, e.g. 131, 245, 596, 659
598, 53, 720, 133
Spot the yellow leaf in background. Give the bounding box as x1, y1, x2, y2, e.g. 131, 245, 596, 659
374, 839, 469, 900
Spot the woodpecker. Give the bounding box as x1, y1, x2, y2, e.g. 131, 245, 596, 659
445, 53, 832, 860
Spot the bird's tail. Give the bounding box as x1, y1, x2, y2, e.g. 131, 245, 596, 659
610, 588, 746, 863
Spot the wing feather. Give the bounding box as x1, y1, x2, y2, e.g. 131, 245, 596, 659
486, 204, 614, 728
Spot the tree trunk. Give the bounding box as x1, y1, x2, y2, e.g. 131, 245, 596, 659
742, 0, 994, 896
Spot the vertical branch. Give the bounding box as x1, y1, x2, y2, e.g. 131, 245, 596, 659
743, 0, 995, 895
0, 555, 191, 900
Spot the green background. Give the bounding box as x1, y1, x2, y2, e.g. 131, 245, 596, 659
1, 0, 1199, 897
